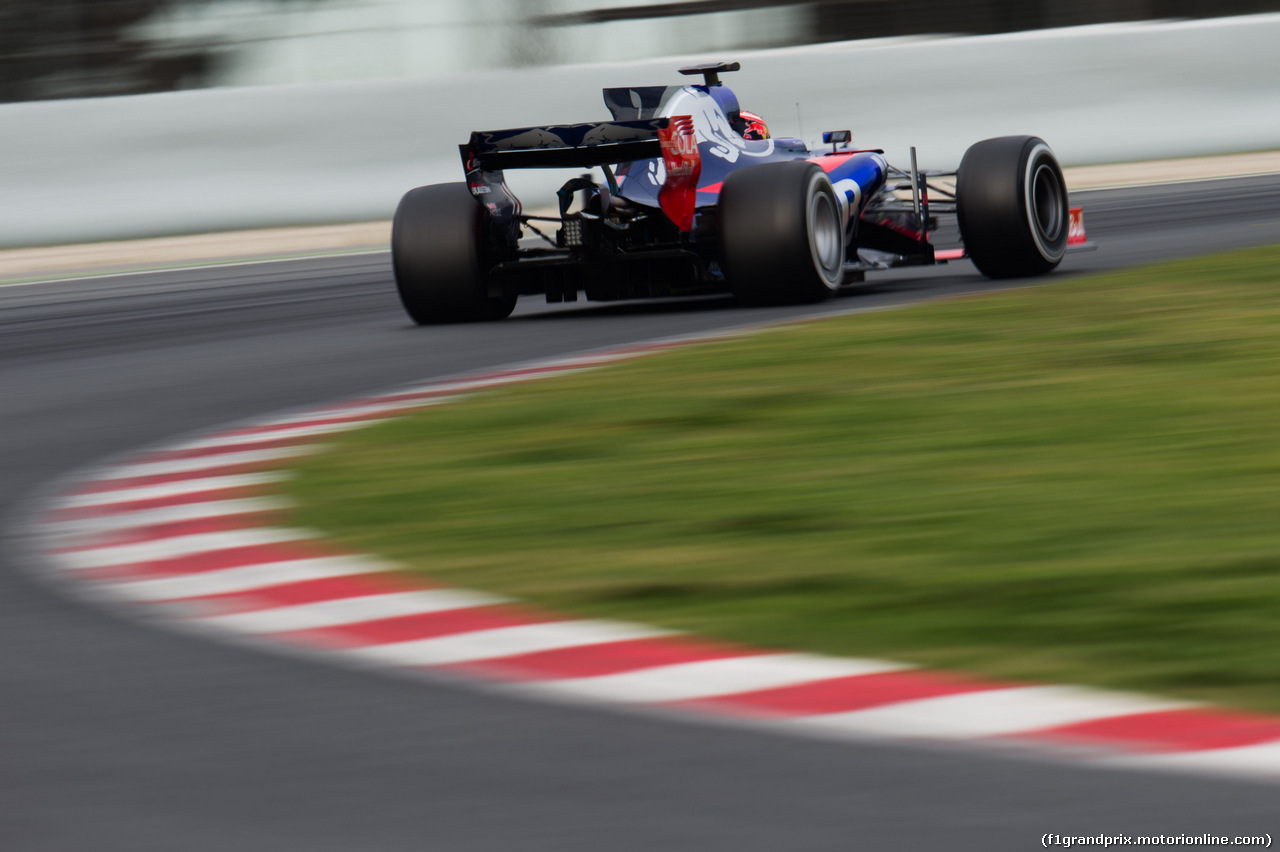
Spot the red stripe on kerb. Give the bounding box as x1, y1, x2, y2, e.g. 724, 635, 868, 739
673, 670, 1011, 718
57, 516, 283, 550
80, 541, 341, 582
1018, 708, 1280, 754
447, 636, 757, 681
276, 605, 543, 649
71, 463, 286, 492
184, 574, 416, 614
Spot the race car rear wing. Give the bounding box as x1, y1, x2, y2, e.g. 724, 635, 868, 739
461, 116, 703, 233
461, 119, 671, 171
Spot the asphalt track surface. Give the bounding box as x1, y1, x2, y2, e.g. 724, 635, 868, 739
3, 177, 1280, 851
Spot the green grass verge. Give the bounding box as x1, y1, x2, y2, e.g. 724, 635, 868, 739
288, 246, 1280, 712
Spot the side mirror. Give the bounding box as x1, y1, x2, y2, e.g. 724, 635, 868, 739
822, 130, 852, 153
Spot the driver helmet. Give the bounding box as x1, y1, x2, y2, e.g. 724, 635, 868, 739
734, 110, 771, 140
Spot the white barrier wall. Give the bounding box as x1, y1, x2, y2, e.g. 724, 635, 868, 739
2, 15, 1278, 248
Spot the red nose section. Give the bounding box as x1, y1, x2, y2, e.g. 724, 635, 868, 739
658, 115, 701, 232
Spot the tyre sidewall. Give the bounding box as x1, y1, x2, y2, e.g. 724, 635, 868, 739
1021, 141, 1069, 265
720, 161, 846, 305
803, 168, 846, 294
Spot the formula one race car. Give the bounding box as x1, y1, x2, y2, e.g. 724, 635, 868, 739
392, 61, 1087, 323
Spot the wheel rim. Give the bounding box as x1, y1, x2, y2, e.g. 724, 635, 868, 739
808, 187, 843, 286
1032, 163, 1064, 241
1024, 144, 1067, 262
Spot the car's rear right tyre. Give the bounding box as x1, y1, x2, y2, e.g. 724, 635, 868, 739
719, 161, 846, 305
391, 182, 516, 324
956, 135, 1069, 279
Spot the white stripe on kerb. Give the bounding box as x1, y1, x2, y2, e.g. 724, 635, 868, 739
1109, 740, 1280, 779
194, 589, 509, 634
787, 686, 1194, 740
167, 420, 371, 452
86, 445, 319, 481
104, 555, 393, 601
256, 397, 456, 428
44, 497, 291, 536
389, 373, 566, 399
55, 528, 318, 571
55, 472, 290, 509
344, 621, 673, 667
529, 654, 910, 705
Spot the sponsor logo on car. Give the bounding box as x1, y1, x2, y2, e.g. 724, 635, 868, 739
661, 88, 775, 165
1068, 207, 1087, 244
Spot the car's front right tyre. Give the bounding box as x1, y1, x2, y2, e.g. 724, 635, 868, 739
956, 136, 1069, 279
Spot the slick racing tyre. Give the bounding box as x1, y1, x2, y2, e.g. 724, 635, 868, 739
956, 136, 1069, 279
720, 161, 846, 305
392, 183, 517, 324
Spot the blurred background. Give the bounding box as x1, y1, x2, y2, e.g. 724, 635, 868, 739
4, 1, 1279, 247
5, 0, 1280, 102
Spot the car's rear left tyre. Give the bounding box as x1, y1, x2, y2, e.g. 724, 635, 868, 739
719, 161, 846, 305
391, 182, 517, 324
956, 135, 1069, 279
